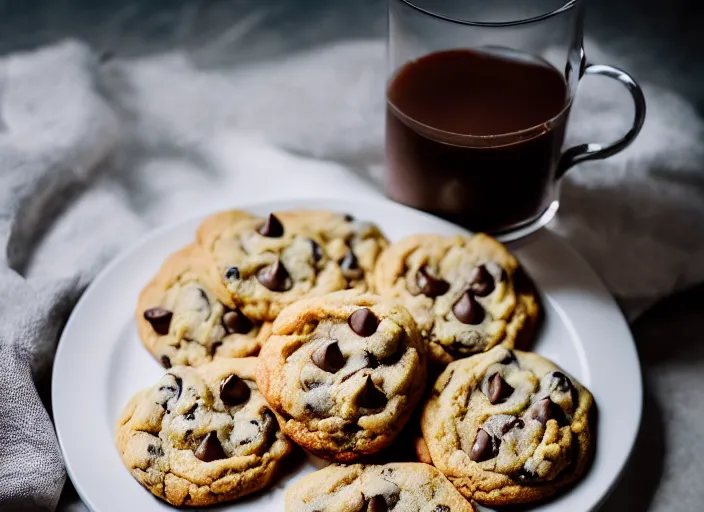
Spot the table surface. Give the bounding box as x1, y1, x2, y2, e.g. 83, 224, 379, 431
600, 284, 704, 511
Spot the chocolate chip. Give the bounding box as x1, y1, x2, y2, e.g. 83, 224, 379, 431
220, 374, 251, 406
348, 308, 378, 337
433, 506, 451, 512
532, 398, 552, 424
311, 341, 346, 373
469, 265, 495, 297
531, 398, 566, 426
340, 250, 364, 280
365, 495, 388, 512
261, 409, 279, 446
194, 431, 227, 462
470, 429, 498, 462
310, 239, 324, 263
225, 266, 240, 280
452, 291, 485, 325
222, 308, 253, 334
257, 213, 284, 237
487, 373, 514, 404
160, 355, 172, 369
343, 214, 355, 222
551, 371, 573, 393
158, 383, 178, 396
184, 404, 197, 420
174, 379, 183, 399
147, 444, 163, 457
144, 308, 172, 335
550, 371, 579, 406
257, 260, 292, 292
501, 417, 525, 435
356, 376, 387, 410
415, 266, 450, 297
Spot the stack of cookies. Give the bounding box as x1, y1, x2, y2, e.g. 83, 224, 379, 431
115, 209, 595, 510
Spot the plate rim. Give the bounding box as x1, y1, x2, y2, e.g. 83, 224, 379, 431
53, 196, 643, 512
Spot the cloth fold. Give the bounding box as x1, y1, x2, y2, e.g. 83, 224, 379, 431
0, 36, 703, 510
0, 41, 119, 511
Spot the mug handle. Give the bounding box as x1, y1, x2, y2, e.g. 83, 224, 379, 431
557, 63, 646, 178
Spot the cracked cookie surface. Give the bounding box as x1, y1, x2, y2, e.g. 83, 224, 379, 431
256, 291, 427, 462
286, 463, 475, 511
375, 234, 539, 365
137, 244, 269, 368
115, 358, 293, 506
196, 210, 388, 322
420, 346, 593, 506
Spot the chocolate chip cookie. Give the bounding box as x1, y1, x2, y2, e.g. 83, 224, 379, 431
137, 245, 270, 368
375, 234, 539, 365
286, 463, 475, 511
197, 210, 388, 321
420, 346, 594, 506
256, 290, 427, 462
115, 358, 293, 506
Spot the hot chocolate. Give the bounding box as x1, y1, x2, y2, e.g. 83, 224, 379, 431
386, 48, 570, 233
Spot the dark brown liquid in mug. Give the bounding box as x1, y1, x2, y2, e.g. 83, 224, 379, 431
386, 49, 570, 233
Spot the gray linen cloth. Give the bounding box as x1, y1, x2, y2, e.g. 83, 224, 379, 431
1, 37, 703, 511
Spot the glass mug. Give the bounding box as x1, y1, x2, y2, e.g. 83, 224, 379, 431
386, 0, 646, 240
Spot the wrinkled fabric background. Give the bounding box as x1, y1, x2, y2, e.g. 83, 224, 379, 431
0, 1, 703, 511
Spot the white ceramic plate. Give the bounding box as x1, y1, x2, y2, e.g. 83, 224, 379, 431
53, 197, 641, 512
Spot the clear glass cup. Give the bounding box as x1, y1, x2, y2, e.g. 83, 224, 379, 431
386, 0, 646, 240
